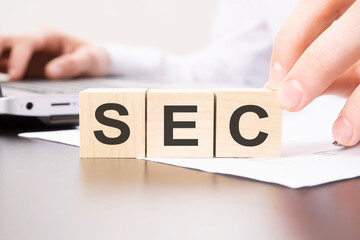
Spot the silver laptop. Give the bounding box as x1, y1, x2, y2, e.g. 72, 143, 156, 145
0, 77, 161, 126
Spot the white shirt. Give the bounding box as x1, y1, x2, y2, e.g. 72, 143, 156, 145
105, 0, 297, 87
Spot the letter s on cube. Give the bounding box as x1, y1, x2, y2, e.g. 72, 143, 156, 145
215, 89, 282, 158
79, 88, 146, 158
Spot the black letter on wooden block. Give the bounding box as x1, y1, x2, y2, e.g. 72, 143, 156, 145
164, 106, 198, 146
94, 103, 130, 145
229, 105, 268, 147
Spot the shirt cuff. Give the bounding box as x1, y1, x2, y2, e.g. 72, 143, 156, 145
103, 42, 165, 78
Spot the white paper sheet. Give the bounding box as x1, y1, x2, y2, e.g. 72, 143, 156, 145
19, 128, 80, 146
19, 96, 360, 188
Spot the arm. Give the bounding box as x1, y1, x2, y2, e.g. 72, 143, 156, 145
0, 0, 272, 87
105, 0, 273, 86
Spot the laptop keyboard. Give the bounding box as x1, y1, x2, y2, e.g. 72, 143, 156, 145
0, 78, 153, 94
0, 81, 80, 94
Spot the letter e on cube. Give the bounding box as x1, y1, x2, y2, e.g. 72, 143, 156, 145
147, 89, 214, 158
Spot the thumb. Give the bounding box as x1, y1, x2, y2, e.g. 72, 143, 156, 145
45, 48, 92, 79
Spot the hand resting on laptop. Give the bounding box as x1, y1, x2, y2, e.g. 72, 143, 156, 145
0, 28, 110, 81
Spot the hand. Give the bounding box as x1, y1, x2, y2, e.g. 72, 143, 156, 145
0, 28, 110, 80
265, 0, 360, 146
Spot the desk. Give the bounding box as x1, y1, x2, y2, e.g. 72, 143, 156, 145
1, 127, 360, 240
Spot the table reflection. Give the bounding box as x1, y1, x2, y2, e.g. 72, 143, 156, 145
79, 158, 360, 239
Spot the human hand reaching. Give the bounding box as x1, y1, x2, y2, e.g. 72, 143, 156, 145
265, 0, 360, 146
0, 28, 110, 81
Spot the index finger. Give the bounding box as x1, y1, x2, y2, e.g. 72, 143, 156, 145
8, 40, 35, 80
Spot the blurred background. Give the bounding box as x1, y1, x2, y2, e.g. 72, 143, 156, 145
0, 0, 217, 54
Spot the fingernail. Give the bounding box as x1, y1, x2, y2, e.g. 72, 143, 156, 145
49, 64, 63, 78
278, 79, 303, 110
265, 61, 284, 90
333, 116, 353, 145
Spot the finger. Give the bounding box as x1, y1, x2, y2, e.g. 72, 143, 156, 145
278, 1, 360, 112
324, 61, 360, 98
265, 0, 355, 89
44, 48, 92, 79
332, 84, 360, 146
8, 40, 35, 81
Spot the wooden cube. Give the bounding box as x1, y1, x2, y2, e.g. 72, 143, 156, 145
80, 88, 146, 158
147, 89, 214, 158
215, 89, 282, 158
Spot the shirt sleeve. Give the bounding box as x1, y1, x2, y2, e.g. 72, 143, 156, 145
105, 0, 273, 87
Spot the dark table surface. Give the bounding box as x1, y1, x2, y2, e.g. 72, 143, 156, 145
1, 127, 360, 240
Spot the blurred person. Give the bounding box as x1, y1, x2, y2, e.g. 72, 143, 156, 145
0, 0, 295, 85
